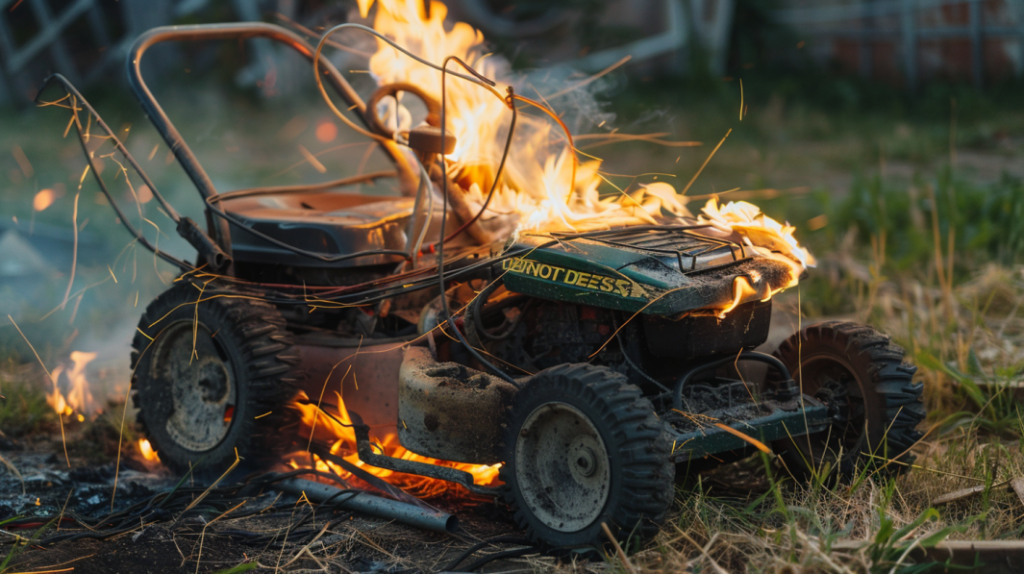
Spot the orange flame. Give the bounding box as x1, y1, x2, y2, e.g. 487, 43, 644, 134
352, 0, 696, 234
291, 391, 500, 498
138, 439, 161, 463
47, 351, 98, 418
349, 1, 813, 297
698, 198, 816, 315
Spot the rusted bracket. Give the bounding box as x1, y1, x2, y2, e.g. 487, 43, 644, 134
352, 423, 500, 497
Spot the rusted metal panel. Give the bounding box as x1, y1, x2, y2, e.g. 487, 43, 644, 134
293, 339, 406, 432
397, 346, 517, 464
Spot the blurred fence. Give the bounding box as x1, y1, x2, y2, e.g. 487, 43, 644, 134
769, 0, 1024, 87
0, 0, 309, 104
0, 0, 738, 105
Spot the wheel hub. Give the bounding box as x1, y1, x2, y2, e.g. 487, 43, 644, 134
572, 446, 598, 478
802, 357, 866, 457
153, 322, 236, 452
514, 403, 611, 533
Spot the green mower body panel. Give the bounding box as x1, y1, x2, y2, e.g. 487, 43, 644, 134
503, 225, 797, 316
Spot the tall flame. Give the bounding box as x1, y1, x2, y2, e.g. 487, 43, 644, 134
352, 2, 813, 273
47, 351, 97, 420
354, 0, 694, 234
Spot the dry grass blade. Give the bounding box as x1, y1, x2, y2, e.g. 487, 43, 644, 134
181, 448, 241, 515
711, 423, 771, 454
0, 451, 25, 495
930, 478, 1017, 506
545, 55, 632, 100
930, 485, 989, 506
60, 191, 80, 312
601, 522, 635, 573
280, 522, 331, 568
680, 129, 732, 196
673, 526, 728, 574
193, 498, 248, 574
6, 315, 69, 468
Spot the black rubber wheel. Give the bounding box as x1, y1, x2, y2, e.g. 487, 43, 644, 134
500, 363, 674, 552
771, 321, 925, 477
130, 282, 300, 476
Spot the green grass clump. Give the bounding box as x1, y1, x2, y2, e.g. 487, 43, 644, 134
0, 380, 56, 437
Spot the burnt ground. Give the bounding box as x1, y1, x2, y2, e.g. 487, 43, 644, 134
0, 428, 542, 574
1, 423, 778, 574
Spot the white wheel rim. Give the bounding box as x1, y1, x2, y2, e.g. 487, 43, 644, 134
515, 402, 611, 532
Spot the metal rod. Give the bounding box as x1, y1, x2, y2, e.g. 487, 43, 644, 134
274, 477, 458, 533
352, 422, 499, 496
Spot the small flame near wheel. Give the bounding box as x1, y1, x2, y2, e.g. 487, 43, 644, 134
290, 392, 500, 498
46, 351, 98, 421
138, 439, 161, 463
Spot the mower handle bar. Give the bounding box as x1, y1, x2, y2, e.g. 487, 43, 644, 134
126, 22, 419, 258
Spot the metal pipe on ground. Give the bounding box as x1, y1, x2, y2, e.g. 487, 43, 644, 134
274, 477, 458, 534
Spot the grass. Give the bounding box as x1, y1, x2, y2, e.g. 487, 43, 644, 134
0, 370, 57, 437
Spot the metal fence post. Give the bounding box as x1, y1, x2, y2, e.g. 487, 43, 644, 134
902, 0, 917, 90
860, 1, 873, 78
969, 0, 983, 86
1019, 0, 1024, 78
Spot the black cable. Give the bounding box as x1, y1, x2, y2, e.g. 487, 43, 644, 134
456, 546, 539, 572
2, 470, 366, 548
614, 317, 671, 393
441, 536, 534, 571
429, 85, 517, 249
438, 55, 518, 386
237, 243, 547, 309
470, 278, 533, 343
207, 171, 396, 203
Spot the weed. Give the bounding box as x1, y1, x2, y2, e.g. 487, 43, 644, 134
0, 381, 57, 437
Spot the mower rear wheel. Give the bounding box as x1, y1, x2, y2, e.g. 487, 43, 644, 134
130, 283, 300, 476
500, 364, 675, 552
771, 321, 925, 477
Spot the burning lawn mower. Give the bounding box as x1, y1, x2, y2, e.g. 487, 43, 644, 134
37, 0, 926, 554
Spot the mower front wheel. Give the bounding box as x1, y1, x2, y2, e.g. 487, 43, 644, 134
500, 364, 675, 552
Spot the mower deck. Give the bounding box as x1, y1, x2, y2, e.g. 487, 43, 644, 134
666, 395, 831, 462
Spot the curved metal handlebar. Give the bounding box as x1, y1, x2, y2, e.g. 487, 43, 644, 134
126, 22, 418, 257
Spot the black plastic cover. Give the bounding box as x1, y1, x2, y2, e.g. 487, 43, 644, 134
642, 299, 772, 359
